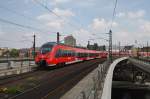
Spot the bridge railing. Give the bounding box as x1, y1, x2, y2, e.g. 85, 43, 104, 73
0, 58, 36, 77
0, 58, 34, 62
0, 58, 34, 69
129, 57, 150, 65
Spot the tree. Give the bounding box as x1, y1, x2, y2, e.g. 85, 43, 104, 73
93, 43, 98, 50
102, 45, 106, 51
10, 49, 19, 58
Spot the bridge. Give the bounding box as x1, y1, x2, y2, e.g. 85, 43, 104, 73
0, 57, 150, 99
61, 57, 150, 99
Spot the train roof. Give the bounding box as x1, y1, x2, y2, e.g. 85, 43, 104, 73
42, 42, 107, 53
42, 42, 87, 49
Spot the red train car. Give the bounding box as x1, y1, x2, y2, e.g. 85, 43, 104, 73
35, 42, 107, 67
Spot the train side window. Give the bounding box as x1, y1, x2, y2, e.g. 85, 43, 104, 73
69, 50, 72, 56
71, 51, 75, 56
64, 50, 67, 57
79, 53, 81, 58
77, 53, 80, 58
68, 50, 70, 56
62, 50, 67, 57
73, 51, 76, 56
62, 50, 65, 57
67, 50, 70, 57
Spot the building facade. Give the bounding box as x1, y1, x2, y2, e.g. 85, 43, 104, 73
64, 35, 76, 46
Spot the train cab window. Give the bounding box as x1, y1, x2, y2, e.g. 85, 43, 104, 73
40, 44, 53, 54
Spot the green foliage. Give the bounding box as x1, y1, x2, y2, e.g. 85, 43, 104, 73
6, 86, 22, 94
9, 49, 19, 57
0, 86, 23, 94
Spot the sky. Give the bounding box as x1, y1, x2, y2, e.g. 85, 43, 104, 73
0, 0, 150, 48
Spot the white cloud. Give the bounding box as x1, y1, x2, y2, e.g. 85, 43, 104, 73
114, 31, 132, 41
37, 14, 53, 21
90, 18, 118, 32
117, 10, 146, 19
140, 21, 150, 33
71, 18, 119, 46
0, 25, 4, 36
73, 29, 91, 46
113, 31, 144, 45
50, 0, 96, 7
37, 8, 74, 20
116, 12, 125, 18
91, 18, 106, 31
75, 0, 96, 7
53, 8, 75, 17
46, 19, 65, 29
128, 10, 145, 19
37, 8, 75, 30
49, 0, 72, 5
112, 18, 150, 45
53, 0, 70, 3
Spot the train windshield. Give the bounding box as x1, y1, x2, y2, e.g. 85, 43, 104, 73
40, 43, 54, 54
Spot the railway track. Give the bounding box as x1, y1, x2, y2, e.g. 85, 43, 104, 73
43, 59, 102, 99
0, 58, 105, 99
0, 70, 48, 86
0, 61, 84, 86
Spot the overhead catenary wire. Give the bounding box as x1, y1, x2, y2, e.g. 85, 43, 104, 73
89, 0, 118, 43
110, 0, 118, 30
0, 18, 56, 34
0, 5, 44, 25
48, 0, 83, 28
0, 5, 59, 38
35, 0, 105, 43
34, 0, 83, 31
0, 39, 31, 43
89, 37, 109, 42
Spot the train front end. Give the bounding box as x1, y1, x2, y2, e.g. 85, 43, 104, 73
35, 42, 55, 67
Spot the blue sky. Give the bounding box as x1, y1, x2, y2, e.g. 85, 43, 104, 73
0, 0, 150, 48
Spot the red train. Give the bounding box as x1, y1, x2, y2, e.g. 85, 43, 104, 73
35, 42, 108, 67
112, 51, 150, 57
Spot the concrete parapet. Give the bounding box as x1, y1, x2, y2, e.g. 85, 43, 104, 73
61, 57, 128, 99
